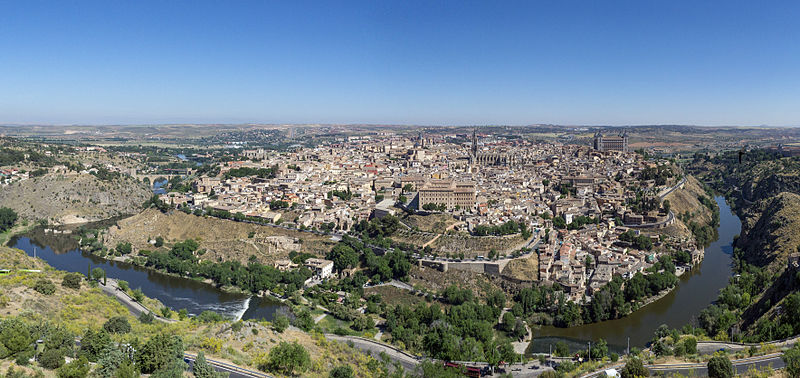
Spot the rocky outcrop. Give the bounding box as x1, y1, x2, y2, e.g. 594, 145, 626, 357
0, 172, 150, 224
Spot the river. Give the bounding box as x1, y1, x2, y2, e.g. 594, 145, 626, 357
527, 196, 739, 355
9, 229, 287, 321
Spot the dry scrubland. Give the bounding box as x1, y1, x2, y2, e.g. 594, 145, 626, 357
0, 173, 150, 224
501, 253, 539, 282
400, 213, 459, 233
0, 245, 400, 378
105, 209, 335, 264
656, 175, 716, 242
738, 192, 800, 267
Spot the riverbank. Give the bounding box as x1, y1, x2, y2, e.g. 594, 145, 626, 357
528, 196, 739, 351
10, 234, 287, 321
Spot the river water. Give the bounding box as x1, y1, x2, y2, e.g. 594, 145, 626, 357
9, 228, 287, 321
527, 196, 739, 354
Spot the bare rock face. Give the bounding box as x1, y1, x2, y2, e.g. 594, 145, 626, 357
0, 172, 151, 224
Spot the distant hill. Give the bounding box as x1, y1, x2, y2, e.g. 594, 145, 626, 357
0, 172, 150, 224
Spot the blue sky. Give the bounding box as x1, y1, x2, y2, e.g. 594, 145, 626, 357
1, 1, 799, 126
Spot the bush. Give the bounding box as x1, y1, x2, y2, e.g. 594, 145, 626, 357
707, 356, 734, 378
683, 337, 697, 355
103, 316, 131, 334
160, 307, 172, 319
62, 273, 82, 290
57, 356, 90, 378
231, 321, 244, 332
329, 365, 354, 378
139, 312, 155, 324
33, 279, 56, 295
135, 334, 184, 374
0, 207, 18, 232
196, 311, 224, 323
15, 350, 33, 366
79, 329, 112, 362
272, 315, 289, 333
131, 288, 144, 302
621, 357, 648, 378
116, 242, 132, 255
39, 348, 66, 369
91, 268, 105, 281
262, 342, 310, 376
117, 280, 129, 291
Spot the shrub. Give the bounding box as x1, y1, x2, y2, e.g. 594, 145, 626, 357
329, 365, 354, 378
131, 288, 144, 302
62, 273, 82, 290
103, 316, 131, 334
33, 278, 56, 295
621, 357, 648, 378
707, 356, 734, 378
139, 312, 155, 324
117, 280, 129, 291
196, 311, 224, 323
262, 342, 310, 375
39, 348, 66, 369
57, 356, 90, 378
200, 337, 223, 354
272, 315, 289, 333
160, 307, 172, 319
79, 329, 112, 362
91, 268, 105, 281
231, 321, 244, 332
115, 242, 132, 255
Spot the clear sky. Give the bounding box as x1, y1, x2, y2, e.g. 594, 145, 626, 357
1, 1, 799, 126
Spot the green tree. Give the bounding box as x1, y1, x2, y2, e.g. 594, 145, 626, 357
554, 341, 570, 357
326, 244, 359, 272
131, 288, 145, 302
56, 356, 90, 378
263, 342, 310, 376
193, 351, 227, 378
707, 356, 734, 378
95, 346, 125, 378
33, 278, 56, 295
0, 318, 34, 357
0, 207, 18, 232
620, 357, 649, 378
590, 339, 608, 360
61, 273, 82, 290
783, 344, 800, 378
272, 315, 289, 333
138, 312, 155, 324
103, 316, 131, 334
79, 329, 112, 362
115, 361, 139, 378
115, 242, 132, 255
91, 268, 105, 282
683, 337, 697, 355
39, 348, 66, 369
136, 334, 184, 374
328, 365, 354, 378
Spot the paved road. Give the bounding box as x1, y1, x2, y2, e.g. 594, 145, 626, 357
325, 334, 420, 372
647, 352, 785, 376
184, 352, 274, 378
97, 278, 175, 323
